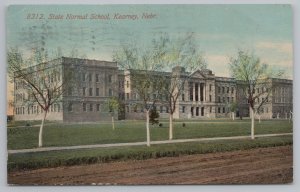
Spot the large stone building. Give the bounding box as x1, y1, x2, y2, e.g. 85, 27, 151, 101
14, 57, 119, 122
13, 57, 293, 122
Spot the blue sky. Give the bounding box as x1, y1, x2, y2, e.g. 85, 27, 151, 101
6, 4, 293, 78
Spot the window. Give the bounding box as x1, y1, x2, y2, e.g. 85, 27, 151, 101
83, 103, 86, 112
218, 96, 221, 103
96, 88, 100, 96
126, 81, 129, 88
97, 104, 100, 111
133, 106, 137, 112
222, 87, 225, 93
166, 107, 169, 113
89, 104, 93, 111
88, 73, 92, 82
227, 87, 229, 93
108, 75, 112, 83
209, 95, 212, 102
209, 107, 212, 113
83, 87, 86, 96
160, 106, 163, 113
231, 87, 234, 94
223, 97, 225, 103
68, 87, 72, 95
96, 74, 99, 82
82, 73, 86, 81
68, 103, 73, 112
218, 86, 221, 93
126, 93, 130, 100
223, 107, 225, 113
227, 97, 229, 103
182, 106, 185, 113
209, 84, 212, 91
89, 88, 93, 96
182, 94, 185, 101
109, 89, 112, 96
218, 107, 221, 113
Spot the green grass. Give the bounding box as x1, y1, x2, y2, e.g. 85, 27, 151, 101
7, 135, 292, 172
7, 119, 293, 150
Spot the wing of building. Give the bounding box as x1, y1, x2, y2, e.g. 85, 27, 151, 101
13, 57, 293, 122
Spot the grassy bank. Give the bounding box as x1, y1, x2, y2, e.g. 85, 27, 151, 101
7, 120, 292, 150
8, 135, 292, 172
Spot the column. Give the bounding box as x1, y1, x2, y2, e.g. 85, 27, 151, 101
193, 83, 195, 102
204, 84, 206, 102
198, 83, 201, 102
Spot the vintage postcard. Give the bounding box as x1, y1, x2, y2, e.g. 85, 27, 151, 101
6, 4, 293, 185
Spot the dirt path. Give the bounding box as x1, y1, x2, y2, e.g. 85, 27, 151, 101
8, 145, 293, 185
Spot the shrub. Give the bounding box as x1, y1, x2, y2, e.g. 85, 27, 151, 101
7, 136, 292, 172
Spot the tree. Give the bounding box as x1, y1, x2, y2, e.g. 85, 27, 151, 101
158, 33, 206, 140
7, 48, 75, 147
149, 107, 160, 126
229, 102, 238, 120
229, 51, 284, 139
113, 37, 167, 147
104, 97, 120, 130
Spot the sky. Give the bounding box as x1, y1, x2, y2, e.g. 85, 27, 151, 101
6, 4, 293, 114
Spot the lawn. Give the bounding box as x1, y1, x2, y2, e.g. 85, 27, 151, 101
7, 119, 293, 150
8, 135, 292, 172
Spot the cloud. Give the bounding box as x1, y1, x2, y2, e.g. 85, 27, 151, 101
256, 41, 293, 54
206, 54, 230, 77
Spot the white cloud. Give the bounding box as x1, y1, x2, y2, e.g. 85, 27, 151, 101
256, 41, 293, 55
206, 54, 230, 77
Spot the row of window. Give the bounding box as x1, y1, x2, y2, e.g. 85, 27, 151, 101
69, 87, 113, 97
82, 73, 113, 83
218, 96, 234, 103
15, 93, 26, 102
125, 106, 170, 113
274, 97, 291, 103
15, 104, 61, 115
67, 103, 102, 112
217, 86, 235, 94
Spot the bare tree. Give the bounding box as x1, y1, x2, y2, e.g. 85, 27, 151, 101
158, 33, 206, 140
229, 51, 284, 139
229, 102, 238, 121
103, 97, 120, 130
8, 48, 75, 147
113, 38, 167, 147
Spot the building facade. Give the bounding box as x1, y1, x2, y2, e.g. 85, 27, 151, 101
13, 57, 293, 122
14, 57, 119, 122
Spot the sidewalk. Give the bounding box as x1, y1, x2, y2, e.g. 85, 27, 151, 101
7, 133, 292, 154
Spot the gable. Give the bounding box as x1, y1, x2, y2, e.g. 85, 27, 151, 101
191, 70, 206, 79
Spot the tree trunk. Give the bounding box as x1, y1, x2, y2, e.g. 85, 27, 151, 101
231, 112, 235, 121
111, 115, 115, 130
250, 107, 255, 140
38, 110, 47, 147
169, 113, 173, 140
258, 115, 261, 123
146, 110, 150, 147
